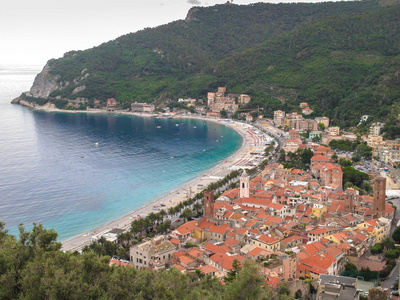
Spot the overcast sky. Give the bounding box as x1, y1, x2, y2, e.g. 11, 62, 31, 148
1, 0, 326, 67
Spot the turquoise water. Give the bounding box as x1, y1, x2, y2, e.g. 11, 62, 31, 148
0, 67, 242, 241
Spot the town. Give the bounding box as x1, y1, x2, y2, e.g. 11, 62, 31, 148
94, 88, 400, 300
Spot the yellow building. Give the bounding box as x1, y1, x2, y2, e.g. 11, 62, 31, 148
312, 204, 327, 219
356, 219, 389, 243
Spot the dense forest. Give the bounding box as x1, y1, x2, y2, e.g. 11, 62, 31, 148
23, 0, 400, 127
0, 222, 296, 299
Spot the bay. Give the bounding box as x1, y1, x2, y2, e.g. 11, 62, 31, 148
0, 66, 242, 241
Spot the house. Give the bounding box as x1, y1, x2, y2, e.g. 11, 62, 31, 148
245, 234, 280, 252
302, 107, 313, 115
106, 98, 117, 110
297, 253, 337, 279
131, 102, 155, 113
170, 220, 200, 242
129, 235, 176, 269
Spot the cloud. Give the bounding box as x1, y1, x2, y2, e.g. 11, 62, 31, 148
187, 0, 201, 4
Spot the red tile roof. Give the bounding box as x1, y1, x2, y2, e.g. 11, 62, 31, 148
199, 264, 219, 275
258, 234, 279, 244
224, 238, 240, 247
176, 220, 200, 235
203, 243, 231, 255
209, 224, 229, 234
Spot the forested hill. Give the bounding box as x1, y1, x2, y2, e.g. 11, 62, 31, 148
212, 3, 400, 128
20, 0, 400, 126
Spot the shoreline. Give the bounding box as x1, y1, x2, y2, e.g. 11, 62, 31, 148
13, 102, 272, 252
61, 117, 267, 252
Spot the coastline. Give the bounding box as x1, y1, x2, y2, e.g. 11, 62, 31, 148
13, 101, 271, 252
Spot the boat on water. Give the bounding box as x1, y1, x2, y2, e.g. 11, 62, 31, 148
157, 126, 161, 128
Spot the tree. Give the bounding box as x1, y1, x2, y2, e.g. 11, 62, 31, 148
159, 209, 167, 222
223, 261, 271, 299
344, 262, 357, 271
180, 208, 193, 222
392, 226, 400, 243
156, 220, 171, 234
339, 158, 352, 167
382, 237, 395, 251
225, 259, 241, 282
193, 202, 203, 216
220, 109, 228, 118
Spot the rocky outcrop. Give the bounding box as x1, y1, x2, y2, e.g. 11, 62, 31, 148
18, 99, 58, 111
185, 7, 200, 22
72, 85, 86, 94
28, 62, 61, 98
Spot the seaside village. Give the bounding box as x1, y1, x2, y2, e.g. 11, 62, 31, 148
103, 86, 252, 120
98, 88, 400, 298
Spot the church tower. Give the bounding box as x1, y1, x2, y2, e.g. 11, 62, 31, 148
373, 176, 386, 218
240, 170, 250, 198
203, 191, 214, 218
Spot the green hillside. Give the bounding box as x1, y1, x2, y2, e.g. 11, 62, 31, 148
212, 4, 400, 127
21, 0, 400, 127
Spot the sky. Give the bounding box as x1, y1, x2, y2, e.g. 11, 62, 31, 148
1, 0, 326, 67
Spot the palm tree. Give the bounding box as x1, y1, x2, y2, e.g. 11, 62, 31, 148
193, 202, 202, 216
180, 208, 193, 222
148, 212, 158, 228
382, 237, 395, 251
168, 207, 175, 217
159, 209, 167, 222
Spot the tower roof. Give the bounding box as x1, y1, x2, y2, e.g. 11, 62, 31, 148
241, 170, 249, 177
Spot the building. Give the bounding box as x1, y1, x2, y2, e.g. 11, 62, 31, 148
273, 110, 285, 127
238, 94, 251, 104
240, 170, 250, 198
129, 236, 176, 269
289, 130, 300, 141
300, 102, 309, 109
327, 127, 340, 136
106, 98, 117, 110
131, 102, 155, 113
315, 117, 330, 128
309, 131, 322, 140
302, 107, 314, 115
343, 192, 354, 213
373, 176, 386, 218
317, 275, 359, 300
297, 253, 338, 279
370, 122, 385, 136
204, 191, 215, 218
207, 92, 216, 106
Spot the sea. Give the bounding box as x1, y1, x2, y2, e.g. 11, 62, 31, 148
0, 66, 242, 241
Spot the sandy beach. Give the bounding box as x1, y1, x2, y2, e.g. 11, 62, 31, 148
16, 102, 272, 252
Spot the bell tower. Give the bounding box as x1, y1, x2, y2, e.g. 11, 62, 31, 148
203, 191, 214, 218
240, 170, 250, 198
373, 176, 386, 218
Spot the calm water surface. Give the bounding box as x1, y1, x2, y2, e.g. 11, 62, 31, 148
0, 66, 242, 240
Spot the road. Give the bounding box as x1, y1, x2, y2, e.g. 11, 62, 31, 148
382, 260, 399, 290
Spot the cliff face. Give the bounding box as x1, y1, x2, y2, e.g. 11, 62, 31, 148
28, 62, 61, 98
